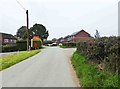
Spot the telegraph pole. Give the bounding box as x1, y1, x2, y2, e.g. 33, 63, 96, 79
16, 0, 30, 51
26, 10, 29, 51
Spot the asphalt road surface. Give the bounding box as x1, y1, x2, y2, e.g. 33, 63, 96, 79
1, 47, 79, 87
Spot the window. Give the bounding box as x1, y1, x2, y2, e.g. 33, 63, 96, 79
4, 39, 9, 43
10, 39, 13, 43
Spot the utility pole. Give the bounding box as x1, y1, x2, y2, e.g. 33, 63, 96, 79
16, 0, 30, 51
26, 10, 29, 51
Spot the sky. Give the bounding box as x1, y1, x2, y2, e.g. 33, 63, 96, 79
0, 0, 119, 40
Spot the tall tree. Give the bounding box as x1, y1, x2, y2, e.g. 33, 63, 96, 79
29, 24, 49, 41
95, 30, 100, 38
16, 24, 49, 41
16, 26, 27, 40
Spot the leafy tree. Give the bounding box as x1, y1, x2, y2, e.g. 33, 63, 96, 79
29, 24, 49, 41
16, 26, 27, 40
16, 24, 49, 41
95, 30, 100, 38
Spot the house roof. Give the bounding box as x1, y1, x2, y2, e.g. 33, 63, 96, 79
0, 32, 17, 39
64, 35, 71, 39
71, 30, 90, 36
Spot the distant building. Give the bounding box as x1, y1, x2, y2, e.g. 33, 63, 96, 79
70, 30, 91, 42
57, 30, 91, 43
57, 37, 64, 43
52, 38, 57, 43
0, 32, 17, 46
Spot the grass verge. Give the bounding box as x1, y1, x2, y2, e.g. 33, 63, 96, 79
71, 51, 119, 89
60, 45, 76, 48
0, 50, 40, 71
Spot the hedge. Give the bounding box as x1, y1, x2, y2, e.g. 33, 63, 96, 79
17, 40, 27, 51
77, 36, 119, 74
62, 42, 77, 48
2, 40, 42, 52
2, 45, 18, 52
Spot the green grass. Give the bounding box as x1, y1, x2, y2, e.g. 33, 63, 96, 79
60, 45, 76, 48
0, 50, 41, 71
71, 51, 119, 89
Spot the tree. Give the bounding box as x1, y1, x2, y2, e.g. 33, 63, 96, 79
16, 24, 49, 41
29, 24, 49, 41
16, 26, 27, 40
95, 30, 100, 38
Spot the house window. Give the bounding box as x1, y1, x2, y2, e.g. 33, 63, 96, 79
10, 39, 13, 43
4, 39, 9, 43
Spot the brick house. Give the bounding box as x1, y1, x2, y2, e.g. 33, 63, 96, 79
71, 30, 91, 42
0, 32, 17, 46
57, 30, 91, 43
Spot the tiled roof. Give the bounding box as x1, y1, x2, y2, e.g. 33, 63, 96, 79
71, 30, 90, 36
0, 32, 16, 39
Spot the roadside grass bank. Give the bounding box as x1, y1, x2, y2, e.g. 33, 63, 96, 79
0, 50, 41, 71
71, 51, 119, 89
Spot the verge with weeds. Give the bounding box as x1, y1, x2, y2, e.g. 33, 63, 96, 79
71, 51, 119, 89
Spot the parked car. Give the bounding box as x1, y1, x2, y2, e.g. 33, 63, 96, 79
51, 43, 57, 46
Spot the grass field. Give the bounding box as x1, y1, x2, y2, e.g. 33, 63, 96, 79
0, 50, 40, 71
71, 51, 119, 89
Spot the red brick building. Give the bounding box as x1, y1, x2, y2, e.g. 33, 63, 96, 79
57, 30, 91, 43
71, 30, 91, 42
0, 32, 17, 46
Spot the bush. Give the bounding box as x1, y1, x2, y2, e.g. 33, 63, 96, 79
71, 51, 119, 88
2, 45, 18, 52
77, 36, 119, 74
17, 40, 27, 51
62, 42, 76, 48
31, 40, 42, 49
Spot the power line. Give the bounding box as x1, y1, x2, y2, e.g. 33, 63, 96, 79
16, 0, 26, 11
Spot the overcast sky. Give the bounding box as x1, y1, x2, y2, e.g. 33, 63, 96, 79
0, 0, 119, 40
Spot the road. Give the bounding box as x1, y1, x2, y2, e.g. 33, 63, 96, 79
1, 47, 79, 87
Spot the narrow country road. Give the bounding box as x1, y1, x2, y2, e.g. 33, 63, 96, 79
1, 47, 79, 87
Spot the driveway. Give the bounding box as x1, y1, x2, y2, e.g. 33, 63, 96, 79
1, 47, 79, 87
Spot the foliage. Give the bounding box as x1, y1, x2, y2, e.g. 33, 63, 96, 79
0, 50, 40, 71
77, 36, 119, 74
71, 51, 119, 88
2, 45, 18, 52
29, 24, 49, 41
16, 26, 27, 40
95, 30, 100, 38
17, 40, 27, 51
16, 24, 49, 40
61, 42, 77, 48
31, 40, 42, 50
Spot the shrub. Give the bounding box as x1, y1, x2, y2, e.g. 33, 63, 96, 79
62, 42, 76, 48
32, 40, 42, 49
71, 51, 118, 88
17, 40, 27, 51
77, 36, 119, 74
2, 45, 18, 52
